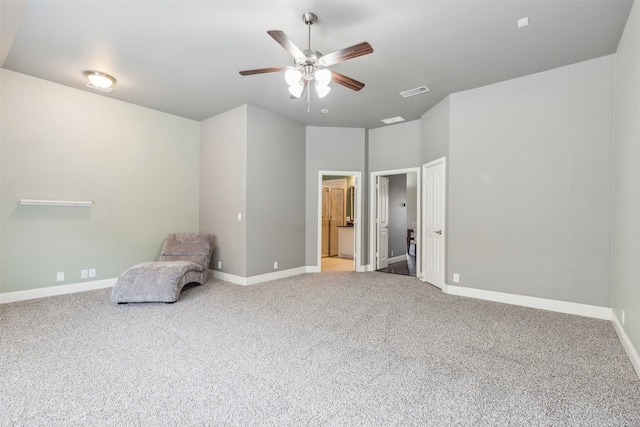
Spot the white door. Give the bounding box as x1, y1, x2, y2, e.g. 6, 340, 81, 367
376, 176, 389, 269
422, 159, 446, 288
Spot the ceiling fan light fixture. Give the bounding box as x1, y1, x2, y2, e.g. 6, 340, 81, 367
315, 68, 331, 86
285, 68, 302, 86
83, 70, 116, 89
288, 83, 304, 98
239, 12, 372, 110
315, 82, 331, 98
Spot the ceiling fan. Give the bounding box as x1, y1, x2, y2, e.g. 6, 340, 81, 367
239, 12, 373, 112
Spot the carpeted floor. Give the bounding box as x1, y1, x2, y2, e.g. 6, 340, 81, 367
1, 272, 639, 426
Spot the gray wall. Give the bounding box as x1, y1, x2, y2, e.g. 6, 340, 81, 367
612, 0, 640, 361
305, 126, 366, 267
1, 69, 200, 292
421, 96, 450, 165
368, 120, 421, 172
406, 173, 418, 229
447, 55, 615, 307
387, 174, 407, 257
200, 105, 247, 277
246, 105, 306, 276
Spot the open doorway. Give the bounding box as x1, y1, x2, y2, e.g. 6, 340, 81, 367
370, 168, 420, 277
318, 171, 362, 272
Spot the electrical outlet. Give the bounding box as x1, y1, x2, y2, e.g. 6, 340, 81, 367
56, 272, 65, 282
391, 250, 394, 256
274, 261, 278, 269
453, 273, 460, 283
622, 310, 625, 325
89, 268, 96, 278
217, 261, 222, 270
237, 213, 242, 221
81, 269, 88, 279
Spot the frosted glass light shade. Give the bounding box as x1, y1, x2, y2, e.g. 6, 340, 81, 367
315, 69, 331, 86
83, 71, 116, 89
285, 69, 302, 86
288, 84, 304, 98
315, 83, 331, 98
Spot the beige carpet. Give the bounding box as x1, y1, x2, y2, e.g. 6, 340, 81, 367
2, 272, 639, 426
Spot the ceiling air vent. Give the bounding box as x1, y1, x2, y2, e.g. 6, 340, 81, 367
399, 86, 430, 98
381, 116, 405, 125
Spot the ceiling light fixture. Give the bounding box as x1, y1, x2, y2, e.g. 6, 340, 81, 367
283, 13, 333, 110
517, 17, 529, 28
83, 71, 116, 92
239, 12, 373, 115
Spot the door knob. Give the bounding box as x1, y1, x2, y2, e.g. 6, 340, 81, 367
434, 230, 442, 234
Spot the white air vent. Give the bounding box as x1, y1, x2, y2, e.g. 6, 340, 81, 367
399, 86, 430, 98
381, 116, 405, 125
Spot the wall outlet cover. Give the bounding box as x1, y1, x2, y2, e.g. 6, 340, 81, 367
89, 269, 96, 278
81, 270, 88, 279
56, 272, 65, 282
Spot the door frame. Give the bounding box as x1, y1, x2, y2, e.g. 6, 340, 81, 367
369, 167, 421, 276
317, 171, 363, 272
421, 157, 446, 287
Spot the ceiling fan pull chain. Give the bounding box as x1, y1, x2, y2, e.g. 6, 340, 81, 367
307, 85, 311, 114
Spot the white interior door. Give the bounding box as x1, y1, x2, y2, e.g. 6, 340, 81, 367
376, 176, 389, 269
422, 159, 446, 287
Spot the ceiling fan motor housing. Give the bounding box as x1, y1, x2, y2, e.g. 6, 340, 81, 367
302, 12, 318, 25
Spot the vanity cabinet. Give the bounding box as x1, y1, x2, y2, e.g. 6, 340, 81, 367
337, 226, 354, 258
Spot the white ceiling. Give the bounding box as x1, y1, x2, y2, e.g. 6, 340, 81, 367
1, 0, 633, 130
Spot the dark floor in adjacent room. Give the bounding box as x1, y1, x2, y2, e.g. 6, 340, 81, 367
376, 253, 416, 276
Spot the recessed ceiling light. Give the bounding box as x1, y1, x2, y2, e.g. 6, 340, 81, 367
321, 109, 329, 114
517, 17, 529, 28
83, 70, 116, 92
381, 116, 405, 125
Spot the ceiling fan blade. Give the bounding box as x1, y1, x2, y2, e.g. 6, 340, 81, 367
239, 66, 287, 76
290, 80, 308, 99
330, 71, 365, 91
268, 30, 305, 59
321, 42, 373, 66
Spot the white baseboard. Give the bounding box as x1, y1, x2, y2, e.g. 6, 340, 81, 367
611, 311, 640, 380
212, 266, 314, 286
442, 283, 612, 320
388, 255, 407, 265
0, 278, 117, 304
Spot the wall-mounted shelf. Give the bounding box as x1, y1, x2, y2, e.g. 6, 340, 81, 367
19, 199, 93, 207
